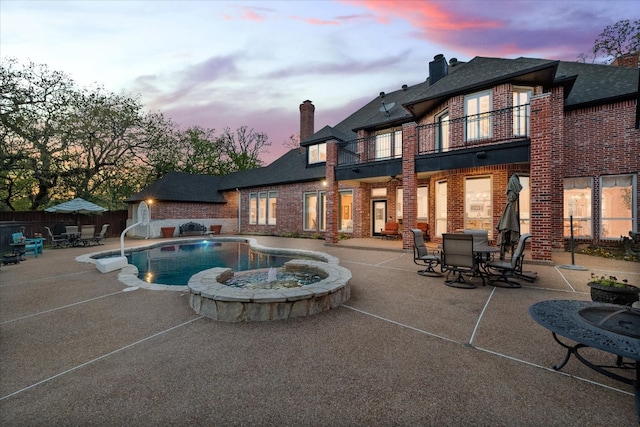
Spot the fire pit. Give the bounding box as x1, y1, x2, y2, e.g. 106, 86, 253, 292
579, 306, 640, 339
529, 300, 640, 422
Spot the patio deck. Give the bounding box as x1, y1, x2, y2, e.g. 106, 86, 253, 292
1, 235, 638, 425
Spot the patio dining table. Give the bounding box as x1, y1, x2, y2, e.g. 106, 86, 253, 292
61, 232, 81, 247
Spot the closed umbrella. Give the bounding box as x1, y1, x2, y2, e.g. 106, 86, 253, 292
496, 174, 522, 259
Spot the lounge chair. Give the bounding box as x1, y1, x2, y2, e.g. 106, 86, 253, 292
77, 225, 96, 246
410, 229, 441, 277
416, 222, 431, 241
485, 233, 534, 288
11, 232, 44, 258
380, 221, 400, 239
45, 226, 69, 248
441, 233, 483, 288
92, 224, 109, 245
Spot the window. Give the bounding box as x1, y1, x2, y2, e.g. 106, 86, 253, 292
563, 177, 593, 238
375, 129, 402, 159
319, 191, 326, 231
435, 181, 447, 237
417, 187, 429, 221
258, 192, 267, 225
465, 91, 491, 141
268, 191, 277, 225
601, 175, 635, 239
518, 176, 530, 235
249, 193, 257, 224
436, 111, 450, 152
304, 193, 318, 230
465, 176, 492, 237
308, 143, 326, 164
303, 191, 326, 230
513, 88, 531, 137
339, 190, 353, 232
371, 187, 386, 198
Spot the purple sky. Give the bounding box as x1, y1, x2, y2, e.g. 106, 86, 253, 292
2, 0, 637, 164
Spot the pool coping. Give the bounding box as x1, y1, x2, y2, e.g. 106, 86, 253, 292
76, 236, 343, 292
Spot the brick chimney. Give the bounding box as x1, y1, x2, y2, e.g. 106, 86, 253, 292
299, 100, 315, 142
611, 52, 639, 68
429, 54, 448, 85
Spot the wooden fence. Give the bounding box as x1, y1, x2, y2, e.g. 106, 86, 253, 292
0, 210, 128, 255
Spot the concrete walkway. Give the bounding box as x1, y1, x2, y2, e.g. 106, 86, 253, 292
1, 236, 638, 426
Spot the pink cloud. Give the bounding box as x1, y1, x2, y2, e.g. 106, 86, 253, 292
339, 0, 620, 60
289, 15, 340, 26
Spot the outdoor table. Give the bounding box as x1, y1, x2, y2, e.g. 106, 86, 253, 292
529, 300, 640, 422
9, 242, 26, 260
473, 245, 500, 282
62, 232, 81, 247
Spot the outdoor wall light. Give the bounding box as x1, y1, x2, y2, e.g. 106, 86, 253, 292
476, 151, 487, 159
352, 168, 360, 173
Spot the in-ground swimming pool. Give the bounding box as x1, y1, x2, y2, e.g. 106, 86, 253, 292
100, 240, 311, 286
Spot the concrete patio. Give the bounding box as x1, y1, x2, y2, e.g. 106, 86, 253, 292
1, 235, 638, 426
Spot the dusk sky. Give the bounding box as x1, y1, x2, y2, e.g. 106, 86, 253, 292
2, 1, 637, 164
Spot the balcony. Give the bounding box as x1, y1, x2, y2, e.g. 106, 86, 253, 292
417, 105, 530, 155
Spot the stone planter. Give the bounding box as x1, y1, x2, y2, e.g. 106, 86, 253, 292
588, 282, 640, 306
160, 227, 176, 238
209, 224, 222, 234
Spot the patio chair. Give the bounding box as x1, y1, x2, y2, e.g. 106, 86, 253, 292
416, 222, 431, 241
463, 229, 491, 261
380, 221, 400, 239
92, 224, 109, 245
485, 233, 534, 288
410, 229, 441, 277
441, 233, 483, 288
77, 225, 96, 246
45, 226, 69, 248
11, 232, 44, 258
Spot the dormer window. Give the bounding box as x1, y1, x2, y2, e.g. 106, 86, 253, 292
308, 143, 326, 164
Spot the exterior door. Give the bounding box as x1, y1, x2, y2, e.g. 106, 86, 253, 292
372, 200, 387, 236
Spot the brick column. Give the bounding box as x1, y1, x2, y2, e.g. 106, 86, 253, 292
325, 140, 339, 244
402, 122, 418, 250
529, 87, 563, 261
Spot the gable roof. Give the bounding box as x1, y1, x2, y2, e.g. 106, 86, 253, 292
126, 171, 226, 203
302, 55, 639, 145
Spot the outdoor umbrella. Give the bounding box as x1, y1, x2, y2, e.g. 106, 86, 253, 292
496, 174, 522, 259
45, 198, 108, 226
45, 198, 108, 214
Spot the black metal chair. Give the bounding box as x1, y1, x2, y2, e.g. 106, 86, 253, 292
441, 233, 484, 288
410, 229, 441, 277
45, 226, 69, 248
485, 233, 533, 288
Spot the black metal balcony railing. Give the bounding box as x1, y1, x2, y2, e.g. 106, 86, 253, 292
417, 104, 530, 155
337, 133, 403, 166
336, 105, 530, 166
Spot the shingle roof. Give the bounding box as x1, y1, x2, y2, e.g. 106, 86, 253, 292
219, 148, 325, 190
126, 172, 226, 203
302, 55, 638, 144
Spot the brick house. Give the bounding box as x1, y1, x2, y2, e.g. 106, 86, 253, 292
127, 54, 639, 262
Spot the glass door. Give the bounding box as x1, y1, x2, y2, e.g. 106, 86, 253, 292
372, 200, 387, 236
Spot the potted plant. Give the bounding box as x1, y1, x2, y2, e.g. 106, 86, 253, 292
587, 273, 639, 305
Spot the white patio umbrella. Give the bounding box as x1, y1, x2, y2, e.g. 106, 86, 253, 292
45, 198, 108, 214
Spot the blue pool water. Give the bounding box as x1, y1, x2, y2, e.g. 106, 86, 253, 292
118, 241, 306, 286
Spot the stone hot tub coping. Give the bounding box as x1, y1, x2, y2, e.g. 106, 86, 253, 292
188, 259, 352, 322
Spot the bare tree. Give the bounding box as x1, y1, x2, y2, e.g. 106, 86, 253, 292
579, 19, 640, 64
